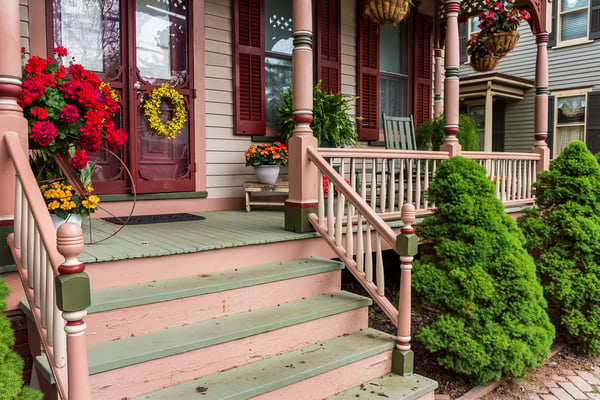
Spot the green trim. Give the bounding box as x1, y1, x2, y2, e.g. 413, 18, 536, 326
392, 349, 414, 376
396, 233, 418, 256
55, 272, 91, 312
284, 206, 317, 233
99, 191, 208, 202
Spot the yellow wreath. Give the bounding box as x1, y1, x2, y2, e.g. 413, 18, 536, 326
143, 83, 187, 139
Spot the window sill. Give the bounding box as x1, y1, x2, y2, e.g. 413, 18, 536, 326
552, 38, 594, 49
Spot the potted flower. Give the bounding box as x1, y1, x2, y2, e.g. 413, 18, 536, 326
467, 32, 502, 72
245, 142, 289, 184
477, 0, 530, 54
19, 46, 128, 222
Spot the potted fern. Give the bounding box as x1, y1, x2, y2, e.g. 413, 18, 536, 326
275, 82, 360, 148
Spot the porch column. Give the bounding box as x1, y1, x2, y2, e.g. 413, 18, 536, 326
284, 0, 318, 233
0, 0, 28, 220
440, 0, 462, 156
532, 33, 550, 173
433, 48, 444, 117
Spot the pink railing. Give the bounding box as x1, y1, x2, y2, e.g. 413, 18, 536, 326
4, 131, 90, 400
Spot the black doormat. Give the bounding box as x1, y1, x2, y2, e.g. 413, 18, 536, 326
103, 213, 205, 225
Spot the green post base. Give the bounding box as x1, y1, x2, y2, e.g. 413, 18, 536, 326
284, 206, 317, 233
392, 348, 414, 376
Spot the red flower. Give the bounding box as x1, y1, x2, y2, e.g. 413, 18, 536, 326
30, 121, 58, 146
31, 107, 48, 120
53, 46, 68, 57
21, 47, 25, 54
106, 128, 128, 150
70, 149, 89, 170
60, 104, 79, 124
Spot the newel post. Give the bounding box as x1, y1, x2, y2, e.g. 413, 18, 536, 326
393, 203, 417, 376
55, 222, 91, 400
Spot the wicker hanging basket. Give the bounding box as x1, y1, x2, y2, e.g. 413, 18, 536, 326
364, 0, 411, 25
483, 31, 521, 55
470, 55, 502, 72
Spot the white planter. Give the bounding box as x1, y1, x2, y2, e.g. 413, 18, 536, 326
50, 214, 83, 230
254, 165, 280, 185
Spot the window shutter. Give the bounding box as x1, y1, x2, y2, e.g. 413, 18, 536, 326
413, 13, 433, 129
590, 0, 600, 39
459, 21, 468, 64
548, 0, 557, 47
233, 0, 265, 135
357, 2, 380, 140
547, 96, 555, 156
586, 92, 600, 153
315, 0, 341, 93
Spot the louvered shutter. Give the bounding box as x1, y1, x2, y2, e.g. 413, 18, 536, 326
413, 13, 433, 128
316, 0, 341, 93
590, 0, 600, 39
233, 0, 265, 135
586, 92, 600, 153
548, 96, 555, 156
548, 0, 557, 47
459, 21, 468, 64
357, 2, 380, 140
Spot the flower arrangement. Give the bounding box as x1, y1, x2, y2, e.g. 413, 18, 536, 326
40, 180, 99, 219
322, 175, 351, 198
143, 82, 188, 139
467, 32, 495, 58
477, 0, 530, 35
19, 46, 127, 169
245, 142, 289, 167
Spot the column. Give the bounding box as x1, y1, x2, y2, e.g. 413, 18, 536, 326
434, 48, 444, 117
532, 33, 550, 173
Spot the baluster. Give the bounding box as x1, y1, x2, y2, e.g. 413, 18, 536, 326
407, 160, 413, 204
27, 210, 34, 288
21, 202, 29, 274
335, 171, 344, 246
375, 234, 384, 296
356, 211, 364, 273
370, 158, 377, 209
33, 228, 41, 308
389, 158, 396, 212
40, 249, 47, 328
318, 171, 324, 226
424, 159, 430, 210
393, 203, 417, 376
327, 176, 335, 235
415, 159, 422, 209
46, 259, 55, 345
380, 159, 387, 213
55, 222, 91, 400
14, 179, 22, 249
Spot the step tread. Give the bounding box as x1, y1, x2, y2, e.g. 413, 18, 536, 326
87, 290, 370, 374
326, 372, 438, 399
130, 328, 396, 400
89, 257, 343, 313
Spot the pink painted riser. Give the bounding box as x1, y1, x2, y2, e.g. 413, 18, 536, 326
84, 271, 341, 344
89, 308, 369, 399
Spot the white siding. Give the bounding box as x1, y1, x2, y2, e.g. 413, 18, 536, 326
20, 0, 29, 53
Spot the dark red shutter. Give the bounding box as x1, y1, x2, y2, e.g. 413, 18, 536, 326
315, 0, 341, 93
357, 2, 379, 140
413, 13, 433, 129
233, 0, 265, 135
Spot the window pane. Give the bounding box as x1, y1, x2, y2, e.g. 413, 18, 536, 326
469, 105, 485, 151
561, 0, 588, 12
265, 0, 293, 55
380, 24, 407, 74
557, 95, 586, 124
556, 125, 584, 154
58, 0, 104, 71
561, 9, 588, 40
470, 17, 480, 33
380, 75, 407, 117
265, 56, 292, 123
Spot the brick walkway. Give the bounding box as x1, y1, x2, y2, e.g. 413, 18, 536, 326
530, 369, 600, 400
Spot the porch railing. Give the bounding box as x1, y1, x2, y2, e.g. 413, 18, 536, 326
4, 131, 91, 400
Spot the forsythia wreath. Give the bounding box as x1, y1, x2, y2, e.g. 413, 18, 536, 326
143, 82, 187, 139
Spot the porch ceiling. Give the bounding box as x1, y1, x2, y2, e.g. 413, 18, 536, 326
459, 73, 534, 100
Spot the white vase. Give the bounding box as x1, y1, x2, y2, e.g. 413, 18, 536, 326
50, 214, 83, 230
254, 165, 280, 185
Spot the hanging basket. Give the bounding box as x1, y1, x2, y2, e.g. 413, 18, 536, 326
483, 31, 521, 55
364, 0, 411, 25
470, 55, 502, 72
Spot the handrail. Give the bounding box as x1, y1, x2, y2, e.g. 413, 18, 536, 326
4, 131, 90, 400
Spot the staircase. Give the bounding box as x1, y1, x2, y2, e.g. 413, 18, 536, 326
26, 254, 436, 399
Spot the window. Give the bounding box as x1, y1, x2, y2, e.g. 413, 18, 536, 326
549, 0, 600, 46
379, 24, 409, 118
552, 90, 590, 156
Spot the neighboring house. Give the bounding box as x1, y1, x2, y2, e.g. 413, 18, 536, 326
459, 0, 600, 157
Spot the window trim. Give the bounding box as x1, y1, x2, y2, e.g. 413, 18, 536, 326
555, 0, 593, 47
551, 87, 592, 156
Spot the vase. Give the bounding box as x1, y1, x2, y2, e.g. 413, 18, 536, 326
254, 165, 280, 185
483, 31, 520, 55
50, 214, 83, 230
470, 55, 502, 72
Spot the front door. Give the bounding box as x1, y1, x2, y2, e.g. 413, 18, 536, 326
48, 0, 195, 194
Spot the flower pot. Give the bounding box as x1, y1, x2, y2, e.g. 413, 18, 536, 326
254, 165, 280, 185
364, 0, 411, 25
50, 214, 83, 230
470, 55, 502, 72
483, 31, 521, 55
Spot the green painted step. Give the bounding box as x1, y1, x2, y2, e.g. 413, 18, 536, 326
326, 373, 438, 399
130, 328, 396, 400
88, 256, 343, 313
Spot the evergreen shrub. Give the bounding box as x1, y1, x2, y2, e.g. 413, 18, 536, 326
0, 279, 42, 400
413, 156, 554, 384
416, 113, 479, 151
518, 141, 600, 354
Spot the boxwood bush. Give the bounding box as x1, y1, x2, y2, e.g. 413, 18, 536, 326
0, 279, 42, 400
518, 141, 600, 354
413, 156, 554, 384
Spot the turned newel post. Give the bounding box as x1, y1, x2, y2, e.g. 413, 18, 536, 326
393, 203, 417, 376
533, 33, 551, 173
55, 222, 91, 400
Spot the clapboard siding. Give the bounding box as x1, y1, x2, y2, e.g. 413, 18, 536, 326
504, 92, 536, 152
20, 0, 29, 51
548, 41, 600, 90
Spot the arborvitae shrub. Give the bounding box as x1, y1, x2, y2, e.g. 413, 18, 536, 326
413, 156, 554, 384
518, 140, 600, 354
0, 279, 42, 400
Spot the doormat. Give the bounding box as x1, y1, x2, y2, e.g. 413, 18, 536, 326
103, 213, 205, 225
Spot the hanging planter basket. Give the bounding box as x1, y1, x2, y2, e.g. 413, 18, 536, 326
483, 31, 521, 55
470, 55, 502, 72
364, 0, 411, 25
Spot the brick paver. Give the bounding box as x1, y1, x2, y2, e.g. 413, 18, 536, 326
567, 376, 594, 392
533, 366, 600, 400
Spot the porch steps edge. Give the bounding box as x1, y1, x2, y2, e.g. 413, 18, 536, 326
129, 328, 396, 400
326, 372, 438, 399
34, 290, 371, 378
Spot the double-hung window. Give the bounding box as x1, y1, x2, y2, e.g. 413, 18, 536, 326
550, 0, 600, 46
552, 89, 590, 156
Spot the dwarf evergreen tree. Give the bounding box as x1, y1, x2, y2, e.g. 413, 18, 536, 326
518, 141, 600, 354
413, 156, 554, 385
0, 279, 42, 400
